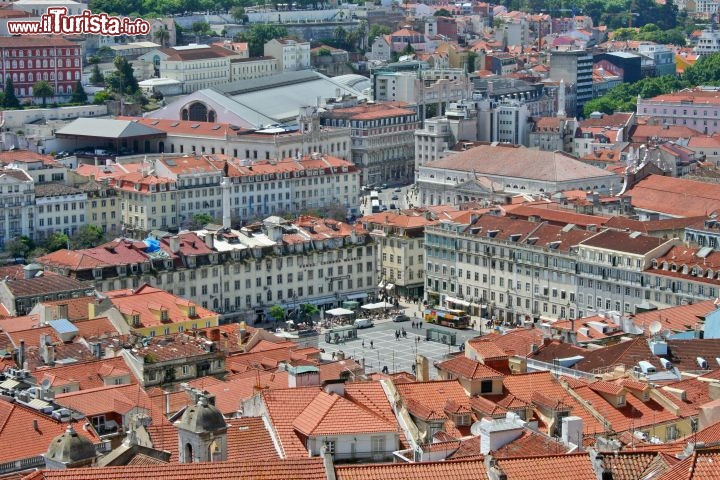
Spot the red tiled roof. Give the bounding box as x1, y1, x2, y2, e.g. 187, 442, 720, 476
573, 383, 678, 434
0, 36, 76, 47
632, 300, 716, 335
395, 379, 473, 437
106, 284, 216, 329
436, 355, 504, 379
579, 229, 668, 255
36, 356, 133, 391
624, 175, 720, 218
24, 457, 327, 480
36, 297, 97, 321
260, 386, 322, 458
0, 398, 99, 463
293, 391, 396, 436
492, 429, 567, 458
496, 453, 596, 480
335, 458, 490, 480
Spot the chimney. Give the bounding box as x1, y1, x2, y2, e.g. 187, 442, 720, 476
561, 416, 583, 451
42, 343, 55, 365
168, 236, 180, 253
479, 414, 524, 454
709, 382, 720, 400
204, 232, 214, 250
287, 365, 320, 388
17, 339, 25, 370
209, 328, 221, 342
33, 419, 39, 432
416, 355, 430, 381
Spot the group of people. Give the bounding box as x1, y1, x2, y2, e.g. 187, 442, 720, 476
395, 328, 407, 340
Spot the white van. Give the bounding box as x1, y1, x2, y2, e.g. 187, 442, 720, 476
354, 318, 374, 329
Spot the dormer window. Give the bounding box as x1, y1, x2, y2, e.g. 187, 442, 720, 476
132, 314, 140, 326
161, 309, 169, 321
617, 394, 626, 407
189, 306, 196, 317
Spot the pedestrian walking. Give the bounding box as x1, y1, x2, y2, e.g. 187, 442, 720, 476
362, 340, 365, 348
370, 340, 374, 349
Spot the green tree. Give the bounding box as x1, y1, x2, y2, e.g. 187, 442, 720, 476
43, 232, 70, 252
187, 213, 217, 229
93, 90, 112, 105
268, 305, 286, 326
367, 24, 391, 47
33, 80, 54, 107
191, 21, 213, 38
27, 247, 48, 261
434, 7, 452, 16
90, 62, 104, 85
334, 25, 347, 47
299, 303, 319, 324
466, 51, 477, 73
229, 5, 246, 22
5, 236, 34, 258
71, 80, 88, 103
70, 225, 107, 249
153, 24, 171, 47
3, 77, 20, 109
235, 24, 288, 57
106, 56, 139, 95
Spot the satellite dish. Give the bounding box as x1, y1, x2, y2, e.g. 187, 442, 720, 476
649, 321, 662, 336
41, 378, 51, 389
470, 421, 484, 436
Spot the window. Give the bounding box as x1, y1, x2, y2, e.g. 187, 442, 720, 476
480, 380, 493, 394
323, 440, 336, 455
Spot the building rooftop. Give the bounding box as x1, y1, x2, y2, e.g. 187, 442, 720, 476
425, 144, 617, 183
579, 229, 668, 255
624, 174, 720, 218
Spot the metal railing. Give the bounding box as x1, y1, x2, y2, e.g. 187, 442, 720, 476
526, 358, 598, 380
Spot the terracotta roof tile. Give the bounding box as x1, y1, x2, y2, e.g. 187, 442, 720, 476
496, 453, 596, 480
599, 451, 674, 480
573, 383, 678, 434
0, 397, 99, 463
436, 355, 504, 379
499, 372, 606, 435
395, 380, 473, 438
25, 457, 327, 480
624, 174, 720, 218
293, 390, 396, 436
335, 459, 490, 480
632, 300, 716, 335
580, 229, 668, 255
36, 356, 133, 391
260, 386, 322, 458
492, 429, 568, 458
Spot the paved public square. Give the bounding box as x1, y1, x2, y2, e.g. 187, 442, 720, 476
319, 312, 482, 378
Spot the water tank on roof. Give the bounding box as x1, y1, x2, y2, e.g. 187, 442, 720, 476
144, 238, 160, 253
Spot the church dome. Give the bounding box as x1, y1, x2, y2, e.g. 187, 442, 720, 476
46, 425, 96, 464
179, 395, 227, 433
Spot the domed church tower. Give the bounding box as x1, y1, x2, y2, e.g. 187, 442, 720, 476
44, 424, 97, 469
177, 394, 228, 463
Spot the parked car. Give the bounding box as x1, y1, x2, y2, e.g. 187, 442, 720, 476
389, 204, 397, 210
354, 318, 374, 329
391, 194, 399, 200
394, 187, 402, 192
392, 314, 410, 322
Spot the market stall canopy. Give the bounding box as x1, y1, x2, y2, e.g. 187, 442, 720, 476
361, 301, 395, 310
325, 307, 355, 316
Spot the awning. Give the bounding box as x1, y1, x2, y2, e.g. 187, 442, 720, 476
445, 296, 471, 307
386, 283, 395, 290
347, 293, 369, 300
361, 301, 395, 310
378, 281, 386, 288
326, 307, 355, 316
